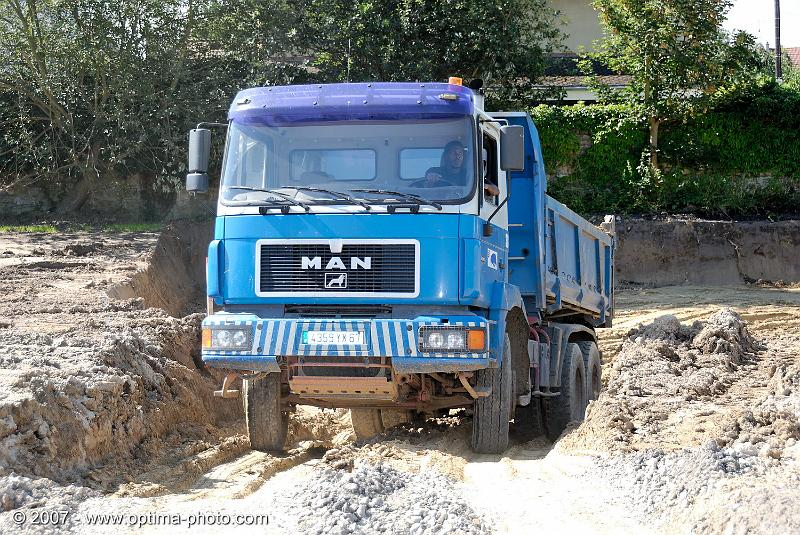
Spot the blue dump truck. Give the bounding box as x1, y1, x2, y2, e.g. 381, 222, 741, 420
186, 79, 615, 454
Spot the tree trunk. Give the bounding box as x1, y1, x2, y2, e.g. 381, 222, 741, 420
648, 116, 660, 169
56, 171, 95, 214
56, 146, 100, 214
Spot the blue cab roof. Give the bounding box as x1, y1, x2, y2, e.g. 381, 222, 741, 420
228, 82, 476, 124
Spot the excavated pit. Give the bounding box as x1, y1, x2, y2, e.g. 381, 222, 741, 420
3, 218, 800, 533
106, 221, 212, 317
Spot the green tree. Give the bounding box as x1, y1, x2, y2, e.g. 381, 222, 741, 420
588, 0, 763, 169
289, 0, 563, 108
1, 0, 199, 210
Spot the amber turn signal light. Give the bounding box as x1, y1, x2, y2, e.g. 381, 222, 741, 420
467, 329, 486, 351
201, 328, 212, 348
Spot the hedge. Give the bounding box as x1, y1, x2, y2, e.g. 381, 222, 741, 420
529, 82, 800, 217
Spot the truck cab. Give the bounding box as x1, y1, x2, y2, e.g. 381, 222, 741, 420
188, 80, 614, 453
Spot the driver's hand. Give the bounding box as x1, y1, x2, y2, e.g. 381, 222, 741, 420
425, 171, 442, 182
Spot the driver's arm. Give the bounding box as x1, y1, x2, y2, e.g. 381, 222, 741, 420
484, 182, 500, 197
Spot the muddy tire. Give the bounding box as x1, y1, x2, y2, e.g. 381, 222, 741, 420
578, 340, 602, 402
381, 409, 411, 430
350, 409, 385, 439
542, 342, 587, 442
471, 334, 513, 454
242, 373, 288, 452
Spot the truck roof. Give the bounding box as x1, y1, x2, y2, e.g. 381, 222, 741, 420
228, 82, 476, 124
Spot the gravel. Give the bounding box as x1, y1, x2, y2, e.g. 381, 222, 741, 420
276, 462, 492, 535
590, 441, 800, 534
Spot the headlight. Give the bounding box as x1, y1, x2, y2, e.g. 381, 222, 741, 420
419, 326, 485, 353
428, 332, 445, 349
202, 327, 251, 350
447, 331, 465, 349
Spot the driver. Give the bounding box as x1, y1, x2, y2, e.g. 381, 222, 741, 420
411, 140, 467, 188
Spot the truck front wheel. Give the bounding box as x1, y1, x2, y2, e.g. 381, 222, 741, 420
471, 334, 513, 454
542, 342, 588, 442
350, 409, 385, 439
242, 373, 288, 452
381, 409, 412, 430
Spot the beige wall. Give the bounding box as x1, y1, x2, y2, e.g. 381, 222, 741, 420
549, 0, 604, 53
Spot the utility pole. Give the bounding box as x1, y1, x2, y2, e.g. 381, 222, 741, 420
775, 0, 782, 81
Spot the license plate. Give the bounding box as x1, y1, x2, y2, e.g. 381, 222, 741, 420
302, 331, 365, 345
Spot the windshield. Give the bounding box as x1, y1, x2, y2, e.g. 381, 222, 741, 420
220, 116, 475, 205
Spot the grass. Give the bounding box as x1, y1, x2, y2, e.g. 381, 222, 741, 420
0, 222, 163, 234
100, 222, 163, 233
0, 225, 57, 233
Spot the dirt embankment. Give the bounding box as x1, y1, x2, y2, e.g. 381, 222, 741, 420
106, 223, 211, 317
615, 218, 800, 286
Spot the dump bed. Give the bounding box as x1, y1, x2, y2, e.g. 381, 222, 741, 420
541, 194, 614, 323
491, 112, 614, 325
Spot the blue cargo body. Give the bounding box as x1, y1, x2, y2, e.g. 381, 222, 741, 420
190, 80, 614, 453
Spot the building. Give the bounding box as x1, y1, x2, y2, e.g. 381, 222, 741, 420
786, 47, 800, 68
540, 0, 624, 103
550, 0, 604, 53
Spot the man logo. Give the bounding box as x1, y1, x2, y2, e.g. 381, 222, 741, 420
325, 273, 347, 289
301, 256, 371, 270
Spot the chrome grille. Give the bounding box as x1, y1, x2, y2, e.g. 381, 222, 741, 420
258, 242, 416, 294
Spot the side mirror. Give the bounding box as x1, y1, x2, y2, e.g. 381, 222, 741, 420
499, 125, 524, 171
187, 128, 211, 193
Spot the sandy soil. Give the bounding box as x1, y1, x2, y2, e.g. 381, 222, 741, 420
1, 227, 799, 534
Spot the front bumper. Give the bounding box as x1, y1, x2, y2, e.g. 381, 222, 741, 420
201, 313, 491, 373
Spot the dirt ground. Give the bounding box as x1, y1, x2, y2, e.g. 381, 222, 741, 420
0, 226, 799, 534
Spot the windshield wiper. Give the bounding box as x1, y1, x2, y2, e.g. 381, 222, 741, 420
283, 186, 371, 211
226, 186, 310, 213
349, 189, 443, 211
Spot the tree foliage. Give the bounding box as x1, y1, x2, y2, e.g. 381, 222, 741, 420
0, 0, 562, 210
587, 0, 766, 169
0, 0, 242, 209
292, 0, 562, 106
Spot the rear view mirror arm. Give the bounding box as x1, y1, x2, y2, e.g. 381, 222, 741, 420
196, 122, 228, 129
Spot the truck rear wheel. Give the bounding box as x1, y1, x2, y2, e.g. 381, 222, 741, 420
471, 334, 513, 454
542, 342, 587, 442
242, 373, 288, 452
350, 409, 384, 439
578, 341, 602, 401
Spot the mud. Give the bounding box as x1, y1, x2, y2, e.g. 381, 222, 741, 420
0, 226, 239, 490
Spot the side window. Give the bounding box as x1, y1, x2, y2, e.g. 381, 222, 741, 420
482, 131, 499, 205
243, 142, 266, 186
